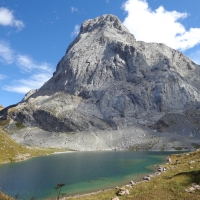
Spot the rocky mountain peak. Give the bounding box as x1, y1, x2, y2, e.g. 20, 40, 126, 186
1, 14, 200, 151
80, 14, 130, 35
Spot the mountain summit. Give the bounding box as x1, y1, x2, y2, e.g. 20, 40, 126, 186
1, 14, 200, 150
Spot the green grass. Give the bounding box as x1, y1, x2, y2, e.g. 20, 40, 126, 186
0, 192, 14, 200
0, 119, 25, 130
192, 143, 200, 149
7, 107, 18, 114
0, 126, 70, 164
172, 147, 183, 151
0, 119, 10, 126
15, 121, 25, 129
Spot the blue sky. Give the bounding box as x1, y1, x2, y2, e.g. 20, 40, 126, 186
0, 0, 200, 107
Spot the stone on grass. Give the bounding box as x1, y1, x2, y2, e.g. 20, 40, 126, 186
117, 188, 129, 196
111, 197, 120, 200
143, 176, 150, 181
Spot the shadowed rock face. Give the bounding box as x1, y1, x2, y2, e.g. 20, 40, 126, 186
0, 14, 200, 150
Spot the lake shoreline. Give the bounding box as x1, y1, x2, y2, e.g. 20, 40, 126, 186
0, 151, 173, 200
0, 148, 185, 166
0, 148, 73, 166
45, 173, 147, 200
58, 150, 200, 200
44, 152, 174, 200
0, 151, 185, 200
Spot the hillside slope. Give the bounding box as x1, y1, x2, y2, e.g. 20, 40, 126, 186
0, 122, 67, 163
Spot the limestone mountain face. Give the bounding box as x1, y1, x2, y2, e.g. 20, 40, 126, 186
1, 14, 200, 150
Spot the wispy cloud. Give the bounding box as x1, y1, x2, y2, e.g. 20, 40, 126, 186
71, 7, 79, 13
0, 74, 7, 80
0, 41, 14, 64
71, 24, 80, 37
0, 7, 24, 30
4, 73, 52, 94
122, 0, 200, 51
106, 0, 110, 3
0, 42, 53, 94
16, 55, 52, 73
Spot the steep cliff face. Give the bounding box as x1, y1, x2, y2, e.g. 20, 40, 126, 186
0, 14, 200, 150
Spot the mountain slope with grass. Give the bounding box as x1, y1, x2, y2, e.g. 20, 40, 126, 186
0, 123, 69, 164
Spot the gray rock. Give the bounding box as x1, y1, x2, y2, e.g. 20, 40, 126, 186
1, 14, 200, 150
22, 89, 37, 102
117, 187, 129, 196
111, 197, 120, 200
157, 167, 165, 172
143, 176, 150, 181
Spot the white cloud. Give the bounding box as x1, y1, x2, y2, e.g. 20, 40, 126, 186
16, 55, 52, 73
0, 41, 14, 64
0, 42, 53, 93
71, 7, 79, 13
188, 50, 200, 65
71, 24, 80, 37
0, 7, 24, 30
4, 73, 52, 94
3, 56, 53, 93
122, 0, 200, 51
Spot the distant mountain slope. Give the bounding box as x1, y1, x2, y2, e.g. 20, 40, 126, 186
0, 105, 3, 111
0, 14, 200, 150
0, 121, 66, 163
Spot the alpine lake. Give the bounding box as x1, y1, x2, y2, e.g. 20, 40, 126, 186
0, 151, 183, 200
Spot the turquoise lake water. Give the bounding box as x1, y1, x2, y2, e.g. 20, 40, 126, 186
0, 151, 180, 200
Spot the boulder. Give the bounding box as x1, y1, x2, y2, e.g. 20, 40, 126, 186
166, 157, 171, 163
158, 167, 165, 172
130, 181, 135, 185
111, 197, 120, 200
143, 176, 150, 181
117, 188, 129, 196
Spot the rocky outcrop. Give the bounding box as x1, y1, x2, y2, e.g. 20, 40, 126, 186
0, 14, 200, 150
